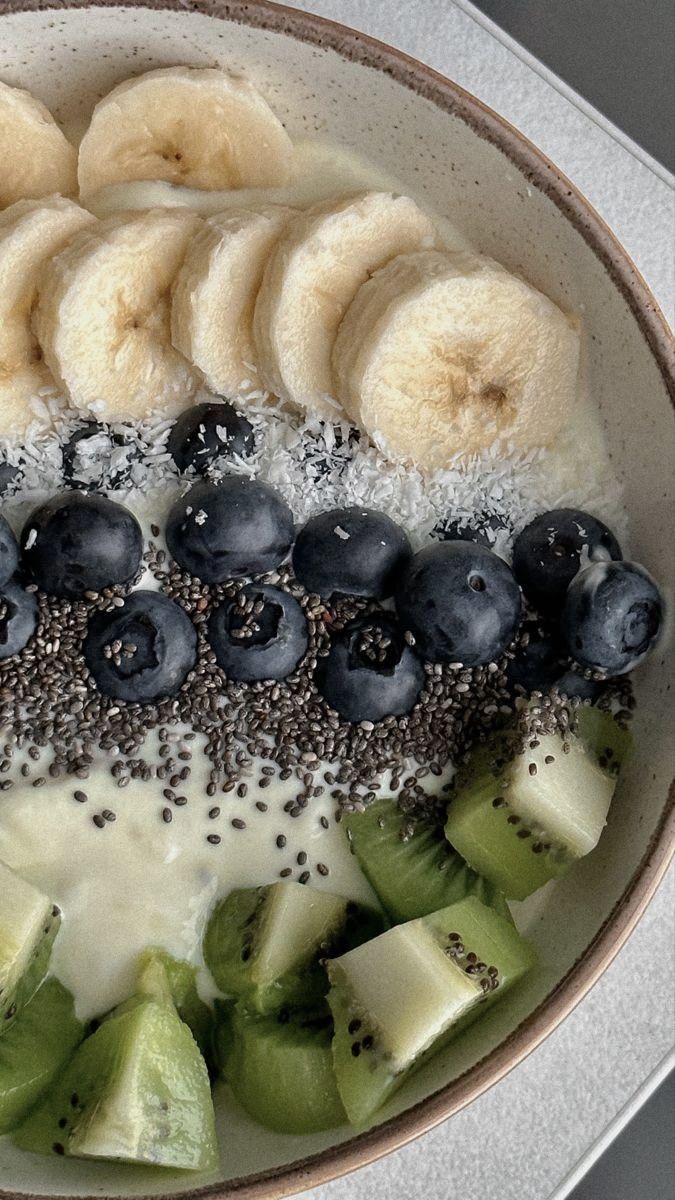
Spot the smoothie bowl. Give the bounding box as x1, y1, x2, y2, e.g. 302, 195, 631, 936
0, 1, 673, 1197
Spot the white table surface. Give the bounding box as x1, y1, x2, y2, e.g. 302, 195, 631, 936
272, 2, 675, 1198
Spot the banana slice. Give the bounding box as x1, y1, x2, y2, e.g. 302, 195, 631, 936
0, 80, 77, 210
78, 66, 293, 200
252, 191, 437, 416
333, 249, 580, 468
34, 209, 202, 420
0, 197, 95, 438
171, 204, 297, 396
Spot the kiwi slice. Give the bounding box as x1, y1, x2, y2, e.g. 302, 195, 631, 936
344, 800, 511, 923
135, 948, 212, 1059
0, 977, 82, 1134
15, 996, 218, 1171
0, 860, 60, 1033
203, 881, 370, 1015
327, 895, 534, 1126
445, 708, 629, 900
219, 1003, 346, 1134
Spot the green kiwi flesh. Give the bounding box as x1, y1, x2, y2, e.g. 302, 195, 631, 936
15, 997, 218, 1171
344, 800, 511, 922
0, 977, 82, 1134
135, 948, 213, 1059
574, 705, 632, 773
327, 896, 534, 1126
0, 860, 60, 1033
203, 881, 353, 1015
219, 1004, 346, 1134
445, 708, 629, 900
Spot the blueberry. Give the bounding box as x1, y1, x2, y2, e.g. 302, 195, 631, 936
21, 492, 143, 599
168, 403, 255, 475
166, 478, 294, 584
513, 508, 621, 615
0, 460, 20, 497
505, 620, 609, 701
84, 590, 198, 702
553, 670, 605, 703
396, 542, 522, 666
293, 507, 411, 600
62, 422, 138, 490
0, 579, 38, 660
300, 423, 360, 480
208, 584, 308, 682
0, 515, 19, 588
434, 511, 511, 555
506, 621, 565, 696
316, 612, 424, 723
561, 560, 663, 676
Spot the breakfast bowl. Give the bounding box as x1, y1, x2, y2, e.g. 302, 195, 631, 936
0, 1, 673, 1197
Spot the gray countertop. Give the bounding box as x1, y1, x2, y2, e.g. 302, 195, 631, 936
472, 0, 675, 172
275, 2, 675, 1198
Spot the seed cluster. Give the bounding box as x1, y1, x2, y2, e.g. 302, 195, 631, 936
0, 536, 633, 853
228, 591, 268, 641
347, 1016, 377, 1059
445, 931, 500, 994
356, 622, 396, 667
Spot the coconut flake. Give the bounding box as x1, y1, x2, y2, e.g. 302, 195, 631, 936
0, 382, 628, 556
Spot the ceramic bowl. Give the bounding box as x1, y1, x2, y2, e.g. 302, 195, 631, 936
0, 2, 673, 1197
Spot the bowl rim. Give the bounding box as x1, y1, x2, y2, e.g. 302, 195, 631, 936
0, 2, 673, 1198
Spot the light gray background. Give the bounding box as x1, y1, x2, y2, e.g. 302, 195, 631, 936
272, 3, 675, 1199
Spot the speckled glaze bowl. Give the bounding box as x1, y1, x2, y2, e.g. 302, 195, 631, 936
0, 2, 673, 1198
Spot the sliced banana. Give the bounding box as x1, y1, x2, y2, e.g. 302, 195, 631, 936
252, 191, 437, 416
78, 66, 294, 200
0, 197, 95, 439
171, 204, 297, 397
34, 209, 202, 420
333, 249, 580, 469
0, 80, 77, 209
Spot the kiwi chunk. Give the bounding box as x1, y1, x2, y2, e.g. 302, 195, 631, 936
344, 800, 510, 923
15, 997, 218, 1171
574, 705, 632, 773
219, 1003, 345, 1134
327, 896, 534, 1126
444, 776, 567, 899
445, 711, 627, 900
136, 948, 212, 1058
203, 881, 358, 1015
211, 998, 236, 1075
0, 978, 82, 1134
0, 860, 60, 1033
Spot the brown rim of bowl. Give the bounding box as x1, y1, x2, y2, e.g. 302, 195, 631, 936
0, 1, 673, 1198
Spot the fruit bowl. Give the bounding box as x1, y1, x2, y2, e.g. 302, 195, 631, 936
0, 1, 672, 1196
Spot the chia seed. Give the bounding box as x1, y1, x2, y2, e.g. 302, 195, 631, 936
0, 521, 632, 863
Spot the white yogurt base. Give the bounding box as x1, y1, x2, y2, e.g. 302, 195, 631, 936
0, 732, 402, 1019
87, 138, 474, 255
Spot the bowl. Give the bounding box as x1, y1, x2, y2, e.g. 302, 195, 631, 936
0, 1, 673, 1197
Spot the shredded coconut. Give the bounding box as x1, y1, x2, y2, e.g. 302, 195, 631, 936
0, 390, 628, 555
